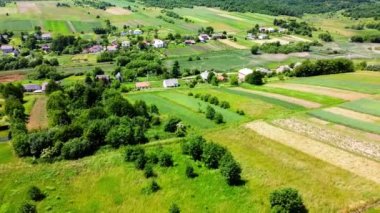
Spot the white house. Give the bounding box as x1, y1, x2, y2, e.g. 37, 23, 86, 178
163, 79, 179, 88
41, 33, 52, 40
267, 27, 275, 33
238, 68, 253, 82
106, 45, 118, 52
152, 39, 164, 48
198, 34, 210, 42
1, 45, 14, 54
258, 34, 268, 40
200, 70, 210, 81
133, 29, 142, 35
121, 40, 131, 48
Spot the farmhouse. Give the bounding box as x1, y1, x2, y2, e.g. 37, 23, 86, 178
152, 39, 164, 48
41, 33, 52, 40
41, 82, 49, 91
258, 34, 269, 40
121, 40, 131, 48
184, 40, 196, 45
86, 45, 103, 53
238, 68, 253, 82
198, 34, 210, 42
0, 45, 14, 54
200, 70, 211, 81
95, 75, 110, 82
23, 84, 41, 92
135, 82, 151, 90
41, 44, 50, 52
106, 45, 118, 52
163, 79, 179, 88
133, 29, 143, 35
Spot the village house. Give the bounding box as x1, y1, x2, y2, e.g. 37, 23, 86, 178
106, 45, 118, 52
238, 68, 253, 82
184, 40, 196, 45
0, 45, 14, 54
41, 82, 49, 91
163, 79, 179, 88
23, 84, 41, 92
121, 40, 131, 48
200, 70, 211, 81
86, 45, 103, 53
198, 34, 210, 42
211, 33, 225, 40
152, 39, 164, 48
41, 44, 50, 52
258, 34, 269, 40
246, 33, 256, 40
135, 82, 151, 90
41, 33, 52, 41
95, 75, 110, 82
133, 29, 142, 35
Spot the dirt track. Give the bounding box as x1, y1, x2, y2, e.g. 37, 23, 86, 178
232, 87, 322, 108
246, 121, 380, 184
27, 96, 48, 131
267, 83, 369, 101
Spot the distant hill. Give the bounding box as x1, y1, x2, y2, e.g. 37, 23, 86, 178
139, 0, 377, 17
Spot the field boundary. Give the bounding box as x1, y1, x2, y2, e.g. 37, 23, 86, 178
246, 121, 380, 184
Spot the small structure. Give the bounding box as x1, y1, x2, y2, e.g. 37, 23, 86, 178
133, 29, 142, 35
121, 40, 131, 48
246, 33, 256, 40
279, 28, 288, 33
152, 39, 164, 48
0, 45, 14, 54
106, 45, 118, 52
115, 72, 123, 82
23, 84, 41, 92
267, 28, 275, 33
211, 33, 225, 39
200, 70, 211, 81
95, 75, 110, 82
163, 79, 179, 88
41, 33, 52, 40
198, 34, 210, 42
217, 74, 226, 82
238, 68, 253, 82
276, 65, 292, 73
135, 82, 151, 90
184, 40, 196, 45
87, 45, 103, 53
120, 31, 128, 36
41, 82, 49, 91
41, 44, 50, 52
258, 34, 269, 40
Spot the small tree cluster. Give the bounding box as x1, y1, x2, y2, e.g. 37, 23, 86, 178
193, 93, 230, 109
269, 188, 307, 213
205, 106, 224, 124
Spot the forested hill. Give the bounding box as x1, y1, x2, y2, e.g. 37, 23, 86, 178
139, 0, 374, 16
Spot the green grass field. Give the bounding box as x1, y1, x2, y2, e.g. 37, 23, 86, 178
43, 20, 72, 34
287, 72, 380, 94
309, 110, 380, 134
0, 19, 37, 32
71, 21, 102, 33
0, 142, 14, 164
340, 99, 380, 117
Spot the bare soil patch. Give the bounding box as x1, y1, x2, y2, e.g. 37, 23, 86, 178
246, 121, 380, 184
27, 96, 48, 131
325, 107, 380, 123
273, 118, 380, 161
218, 39, 248, 49
267, 83, 369, 101
105, 7, 131, 15
232, 87, 322, 108
17, 2, 40, 14
0, 74, 25, 83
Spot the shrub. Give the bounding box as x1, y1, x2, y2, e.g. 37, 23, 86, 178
125, 146, 145, 162
214, 113, 224, 124
12, 134, 30, 157
61, 138, 93, 160
185, 165, 197, 178
175, 123, 187, 137
151, 116, 161, 126
220, 101, 230, 109
318, 32, 333, 42
187, 92, 193, 96
164, 117, 181, 133
194, 93, 200, 98
294, 58, 354, 77
28, 186, 45, 201
169, 203, 181, 213
135, 154, 147, 170
105, 125, 135, 148
19, 202, 37, 213
236, 110, 245, 115
144, 164, 155, 178
202, 142, 226, 169
251, 45, 259, 54
159, 152, 174, 167
209, 96, 219, 105
220, 153, 242, 185
246, 71, 264, 85
182, 135, 206, 161
146, 152, 159, 164
143, 180, 160, 194
205, 106, 215, 120
269, 188, 307, 213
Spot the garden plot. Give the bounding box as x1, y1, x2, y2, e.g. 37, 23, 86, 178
267, 83, 369, 101
340, 99, 380, 117
0, 74, 24, 83
106, 7, 131, 15
231, 88, 321, 109
17, 1, 40, 14
246, 121, 380, 184
324, 107, 380, 123
272, 118, 380, 161
27, 96, 48, 131
218, 39, 248, 49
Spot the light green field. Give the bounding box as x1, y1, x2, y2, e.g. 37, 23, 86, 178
340, 99, 380, 117
43, 20, 72, 34
0, 142, 14, 164
287, 72, 380, 94
71, 21, 103, 33
0, 19, 37, 32
309, 110, 380, 134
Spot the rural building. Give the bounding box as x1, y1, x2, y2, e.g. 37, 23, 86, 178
200, 70, 216, 81
41, 82, 49, 91
276, 65, 292, 73
41, 44, 50, 52
106, 45, 118, 52
184, 40, 196, 45
163, 79, 179, 88
95, 75, 110, 82
23, 84, 41, 92
211, 33, 225, 39
246, 33, 256, 40
198, 34, 210, 42
115, 72, 123, 82
238, 68, 253, 82
133, 29, 142, 35
135, 82, 151, 90
86, 45, 103, 53
41, 33, 52, 40
256, 67, 272, 74
121, 40, 131, 48
0, 45, 14, 54
279, 28, 288, 33
258, 34, 269, 40
152, 39, 164, 48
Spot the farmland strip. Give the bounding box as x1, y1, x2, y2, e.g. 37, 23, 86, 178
246, 121, 380, 184
324, 107, 380, 123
